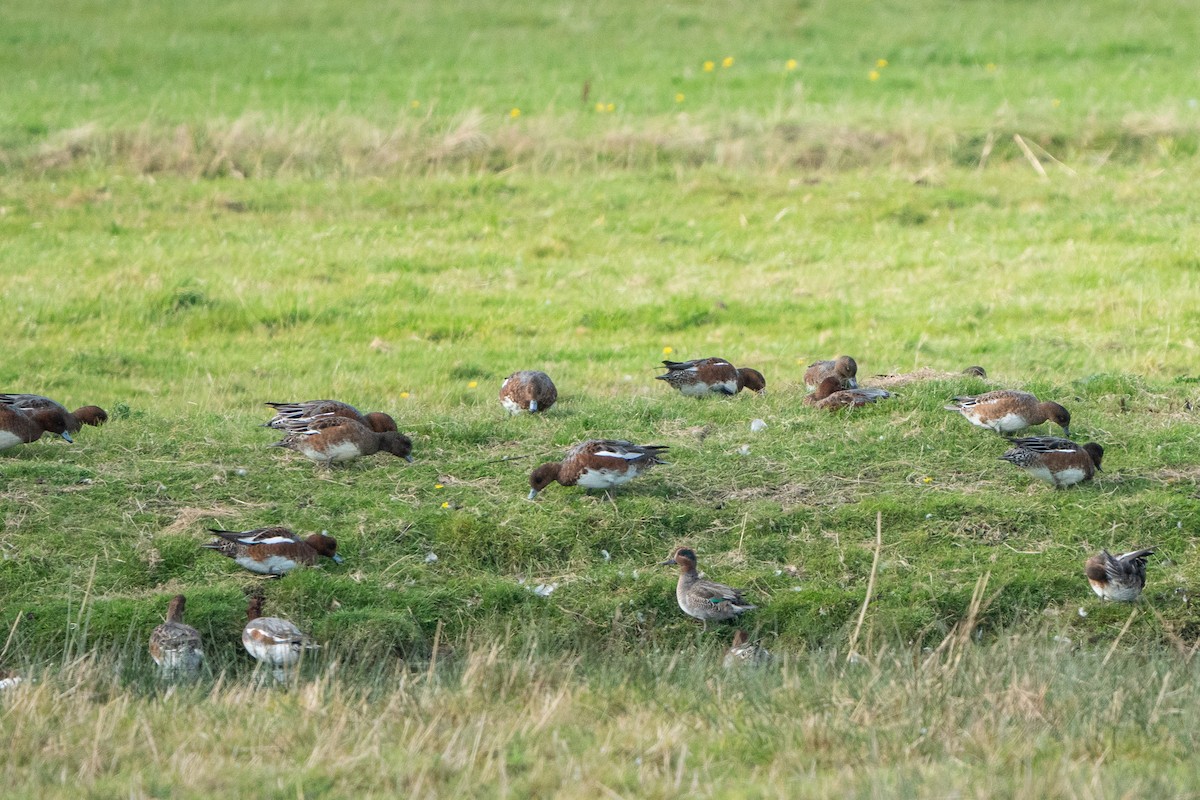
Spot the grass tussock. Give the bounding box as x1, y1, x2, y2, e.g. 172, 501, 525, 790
16, 111, 1200, 179
4, 627, 1200, 797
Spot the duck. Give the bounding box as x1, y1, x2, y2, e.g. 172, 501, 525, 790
660, 547, 756, 630
264, 400, 397, 433
242, 594, 319, 683
0, 394, 107, 434
201, 527, 344, 575
723, 629, 771, 668
656, 358, 767, 396
944, 390, 1071, 436
270, 415, 413, 466
0, 670, 23, 691
528, 440, 668, 499
804, 356, 858, 392
148, 594, 204, 677
999, 437, 1103, 488
0, 404, 71, 451
499, 370, 558, 414
804, 377, 892, 411
1085, 548, 1154, 601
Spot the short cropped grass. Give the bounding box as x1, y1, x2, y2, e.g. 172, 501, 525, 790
3, 0, 1200, 795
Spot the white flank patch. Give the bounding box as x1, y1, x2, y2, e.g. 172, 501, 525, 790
593, 450, 645, 461
1024, 465, 1056, 485
1053, 468, 1086, 487
988, 412, 1029, 433
301, 441, 360, 462
500, 396, 523, 414
677, 383, 712, 397
0, 431, 23, 451
236, 554, 298, 575
577, 468, 637, 489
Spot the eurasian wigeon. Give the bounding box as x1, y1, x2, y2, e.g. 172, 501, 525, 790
528, 440, 668, 499
148, 594, 204, 677
242, 594, 319, 683
804, 356, 858, 391
804, 377, 892, 411
656, 358, 767, 396
499, 370, 558, 414
270, 415, 413, 466
201, 527, 344, 575
0, 394, 106, 434
723, 629, 771, 668
999, 436, 1103, 488
1085, 548, 1154, 602
660, 547, 756, 630
0, 404, 71, 450
944, 390, 1071, 436
264, 400, 397, 433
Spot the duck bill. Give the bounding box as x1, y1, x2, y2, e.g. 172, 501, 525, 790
527, 489, 540, 500
404, 455, 415, 463
332, 554, 345, 564
1061, 427, 1071, 438
658, 558, 677, 566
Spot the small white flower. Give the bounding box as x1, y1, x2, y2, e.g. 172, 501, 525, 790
235, 468, 248, 476
424, 552, 438, 563
750, 418, 767, 433
1078, 607, 1088, 617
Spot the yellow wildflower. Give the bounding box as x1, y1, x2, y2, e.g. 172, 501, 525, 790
595, 102, 606, 112
786, 59, 798, 71
468, 381, 478, 389
985, 63, 997, 73
441, 502, 450, 509
400, 392, 410, 399
410, 100, 420, 109
509, 107, 521, 118
435, 484, 444, 489
868, 70, 880, 81
606, 102, 615, 112
663, 346, 674, 355
876, 58, 889, 69
1052, 98, 1061, 108
703, 60, 715, 72
675, 92, 685, 103
722, 56, 734, 68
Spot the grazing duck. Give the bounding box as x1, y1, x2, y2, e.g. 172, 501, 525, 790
202, 527, 344, 575
242, 595, 319, 683
499, 370, 558, 414
660, 547, 756, 630
270, 415, 412, 466
264, 400, 397, 433
0, 404, 70, 451
148, 594, 204, 677
804, 356, 858, 392
656, 358, 767, 397
804, 377, 892, 411
528, 440, 668, 499
723, 630, 771, 668
0, 670, 23, 691
944, 390, 1070, 436
0, 394, 106, 434
999, 437, 1103, 488
1085, 548, 1154, 602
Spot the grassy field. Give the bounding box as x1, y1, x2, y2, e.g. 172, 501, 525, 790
3, 0, 1200, 795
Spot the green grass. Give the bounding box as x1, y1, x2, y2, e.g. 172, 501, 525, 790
3, 0, 1200, 795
